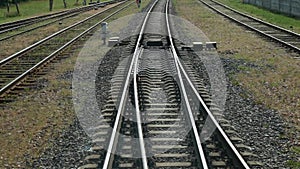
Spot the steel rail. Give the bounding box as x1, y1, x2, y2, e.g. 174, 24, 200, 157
0, 7, 85, 35
102, 0, 159, 168
0, 12, 80, 41
211, 0, 300, 37
0, 1, 112, 33
199, 0, 300, 53
0, 0, 127, 66
167, 0, 250, 168
166, 1, 250, 166
175, 55, 250, 168
0, 1, 133, 96
0, 7, 85, 34
165, 0, 208, 168
133, 48, 148, 169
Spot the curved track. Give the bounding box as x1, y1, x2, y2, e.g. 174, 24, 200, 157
79, 0, 261, 168
199, 0, 300, 54
0, 0, 132, 98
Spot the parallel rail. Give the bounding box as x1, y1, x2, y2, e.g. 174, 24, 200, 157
80, 0, 256, 168
0, 1, 116, 33
0, 0, 132, 97
166, 0, 250, 168
199, 0, 300, 53
0, 1, 119, 41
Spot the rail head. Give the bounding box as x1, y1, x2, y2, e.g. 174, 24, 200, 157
0, 0, 116, 29
211, 0, 300, 37
0, 0, 128, 67
102, 0, 159, 168
0, 0, 131, 96
167, 0, 250, 168
165, 0, 209, 168
199, 0, 300, 53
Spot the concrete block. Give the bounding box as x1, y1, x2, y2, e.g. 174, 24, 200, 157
193, 42, 203, 51
206, 42, 217, 50
181, 45, 193, 51
108, 37, 119, 47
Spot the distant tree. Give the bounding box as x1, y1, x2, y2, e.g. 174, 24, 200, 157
74, 0, 80, 5
63, 0, 67, 8
49, 0, 53, 11
5, 0, 20, 15
6, 0, 10, 13
13, 0, 20, 14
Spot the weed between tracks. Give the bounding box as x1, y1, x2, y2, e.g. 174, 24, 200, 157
0, 3, 119, 60
0, 48, 77, 167
0, 1, 150, 167
0, 0, 84, 24
173, 0, 299, 167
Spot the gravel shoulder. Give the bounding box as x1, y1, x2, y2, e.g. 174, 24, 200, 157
1, 0, 299, 168
0, 0, 152, 167
0, 3, 121, 60
173, 0, 299, 168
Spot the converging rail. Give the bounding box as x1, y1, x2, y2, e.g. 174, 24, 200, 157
199, 0, 300, 54
79, 0, 259, 168
0, 0, 132, 98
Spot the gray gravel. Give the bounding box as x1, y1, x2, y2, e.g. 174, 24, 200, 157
179, 41, 296, 168
28, 1, 156, 168
221, 57, 296, 168
30, 119, 92, 168
28, 1, 297, 168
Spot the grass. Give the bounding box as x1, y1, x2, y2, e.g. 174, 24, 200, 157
0, 1, 149, 167
0, 0, 83, 24
173, 0, 300, 167
107, 0, 151, 22
0, 2, 122, 60
0, 52, 77, 167
216, 0, 300, 33
287, 146, 300, 168
0, 24, 60, 59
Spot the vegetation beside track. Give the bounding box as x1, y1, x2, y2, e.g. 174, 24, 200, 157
0, 47, 78, 167
0, 0, 84, 24
0, 1, 150, 167
216, 0, 300, 33
0, 3, 120, 60
173, 0, 299, 168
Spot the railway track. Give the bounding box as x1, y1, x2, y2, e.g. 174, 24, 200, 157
0, 0, 132, 101
0, 1, 118, 41
199, 0, 300, 54
79, 0, 261, 168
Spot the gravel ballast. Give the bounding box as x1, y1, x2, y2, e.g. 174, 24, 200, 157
28, 1, 298, 168
221, 57, 296, 168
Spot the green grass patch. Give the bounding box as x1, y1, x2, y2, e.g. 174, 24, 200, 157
216, 0, 300, 33
287, 159, 300, 169
0, 0, 84, 24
